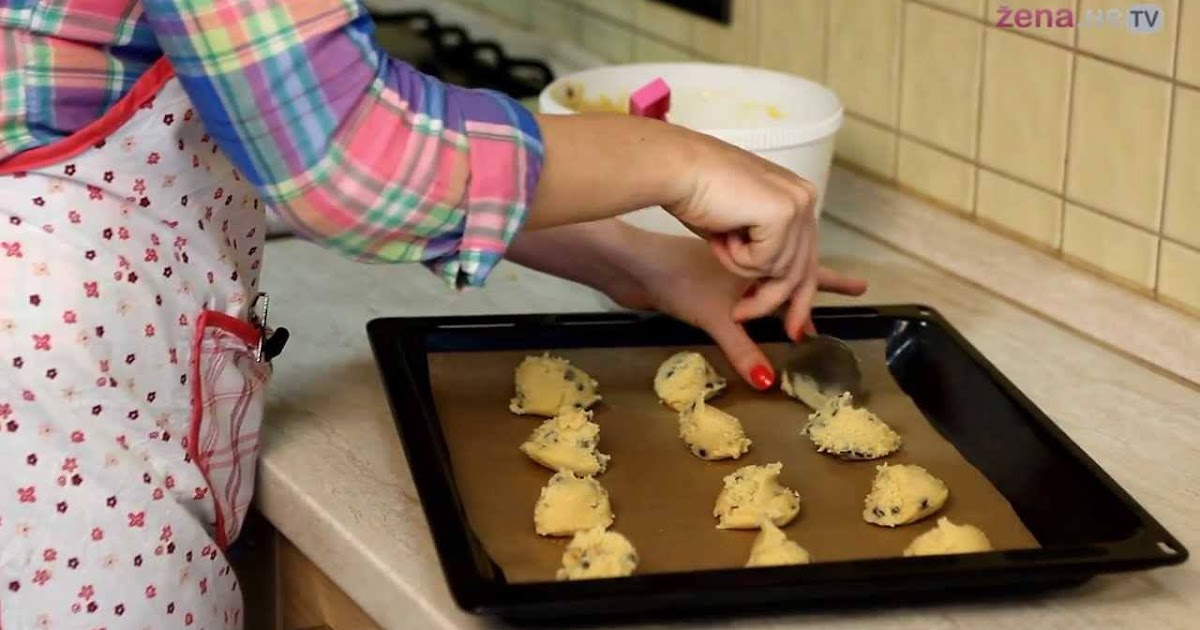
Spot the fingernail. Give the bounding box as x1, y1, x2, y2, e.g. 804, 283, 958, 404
750, 364, 775, 390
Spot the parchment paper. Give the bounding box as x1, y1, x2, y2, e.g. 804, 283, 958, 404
427, 341, 1039, 583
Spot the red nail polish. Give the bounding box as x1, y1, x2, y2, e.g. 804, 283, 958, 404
749, 364, 775, 390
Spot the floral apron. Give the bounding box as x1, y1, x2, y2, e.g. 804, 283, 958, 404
0, 58, 278, 629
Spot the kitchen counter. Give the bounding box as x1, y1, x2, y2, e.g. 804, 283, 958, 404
256, 172, 1200, 629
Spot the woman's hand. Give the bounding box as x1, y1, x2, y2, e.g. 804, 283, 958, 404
505, 220, 868, 390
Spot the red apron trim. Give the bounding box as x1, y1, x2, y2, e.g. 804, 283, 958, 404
0, 57, 177, 175
187, 310, 262, 549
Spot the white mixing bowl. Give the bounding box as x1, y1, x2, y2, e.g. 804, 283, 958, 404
538, 62, 843, 235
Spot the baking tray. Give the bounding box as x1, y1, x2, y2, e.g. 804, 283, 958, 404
366, 304, 1187, 622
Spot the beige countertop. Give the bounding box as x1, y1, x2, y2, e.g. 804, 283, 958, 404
256, 171, 1200, 630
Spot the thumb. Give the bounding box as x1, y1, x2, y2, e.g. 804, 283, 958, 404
705, 316, 775, 391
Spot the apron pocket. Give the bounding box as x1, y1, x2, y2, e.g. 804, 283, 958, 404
188, 310, 271, 549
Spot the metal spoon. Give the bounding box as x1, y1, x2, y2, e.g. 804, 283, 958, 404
781, 334, 866, 410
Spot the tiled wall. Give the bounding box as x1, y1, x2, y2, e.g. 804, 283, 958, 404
456, 0, 1199, 314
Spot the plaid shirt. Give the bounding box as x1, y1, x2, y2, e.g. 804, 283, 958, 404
0, 0, 543, 287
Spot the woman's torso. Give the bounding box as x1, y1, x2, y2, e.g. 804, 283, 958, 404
0, 1, 161, 160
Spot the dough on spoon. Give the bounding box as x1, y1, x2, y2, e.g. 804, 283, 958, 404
534, 471, 613, 537
654, 351, 727, 411
746, 519, 811, 567
713, 462, 801, 530
556, 527, 639, 580
510, 353, 601, 417
520, 408, 610, 475
803, 392, 901, 460
863, 463, 949, 527
903, 517, 993, 557
678, 398, 751, 461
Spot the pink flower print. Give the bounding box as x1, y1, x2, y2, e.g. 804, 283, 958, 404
206, 271, 214, 283
66, 557, 78, 569
32, 196, 45, 206
0, 403, 9, 417
160, 524, 173, 542
70, 602, 81, 613
199, 578, 208, 594
163, 113, 174, 125
40, 223, 54, 233
169, 347, 179, 364
29, 294, 41, 306
154, 545, 163, 556
44, 548, 57, 562
144, 324, 155, 337
147, 152, 161, 165
63, 310, 77, 323
32, 334, 50, 350
55, 500, 67, 513
185, 612, 194, 625
33, 569, 50, 586
133, 178, 147, 194
63, 458, 78, 474
91, 404, 102, 415
83, 281, 99, 298
70, 430, 84, 443
128, 511, 146, 528
78, 584, 94, 601
122, 137, 135, 152
177, 138, 185, 150
184, 108, 194, 121
165, 475, 175, 489
84, 249, 95, 260
201, 133, 210, 143
91, 528, 103, 541
9, 215, 20, 224
2, 241, 22, 257
103, 170, 114, 183
64, 163, 76, 176
21, 389, 32, 402
152, 487, 164, 501
17, 486, 35, 502
213, 187, 224, 200
193, 487, 208, 500
118, 227, 130, 240
87, 185, 102, 200
106, 495, 117, 508
145, 585, 156, 598
192, 154, 200, 168
26, 452, 37, 465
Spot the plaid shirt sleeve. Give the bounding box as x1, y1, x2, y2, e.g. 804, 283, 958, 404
140, 0, 543, 288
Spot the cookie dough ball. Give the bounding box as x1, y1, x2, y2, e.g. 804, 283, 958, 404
510, 353, 601, 417
520, 408, 610, 475
803, 392, 901, 460
903, 517, 993, 557
863, 463, 949, 527
678, 399, 751, 461
654, 351, 727, 411
713, 462, 801, 530
556, 527, 639, 581
534, 471, 614, 537
746, 520, 811, 568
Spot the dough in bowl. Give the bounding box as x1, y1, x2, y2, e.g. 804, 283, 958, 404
746, 519, 811, 567
556, 526, 639, 580
519, 408, 610, 475
510, 353, 601, 417
713, 462, 801, 529
678, 398, 751, 460
863, 463, 949, 527
803, 392, 901, 460
653, 351, 727, 411
903, 517, 993, 556
534, 471, 613, 537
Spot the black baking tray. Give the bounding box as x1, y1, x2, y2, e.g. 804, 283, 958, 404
366, 304, 1187, 622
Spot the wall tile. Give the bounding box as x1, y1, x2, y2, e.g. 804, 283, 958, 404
897, 139, 977, 212
986, 0, 1076, 45
979, 28, 1072, 191
758, 0, 827, 81
1066, 57, 1171, 230
691, 0, 759, 62
581, 14, 634, 62
1062, 204, 1159, 289
1077, 0, 1178, 76
529, 0, 581, 41
976, 170, 1064, 248
836, 116, 898, 178
923, 0, 987, 18
900, 3, 984, 157
827, 0, 903, 125
1158, 241, 1200, 312
633, 35, 693, 62
635, 0, 693, 45
579, 0, 636, 22
1179, 0, 1200, 85
1164, 86, 1200, 248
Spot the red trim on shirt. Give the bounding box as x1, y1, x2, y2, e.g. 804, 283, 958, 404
0, 57, 177, 175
